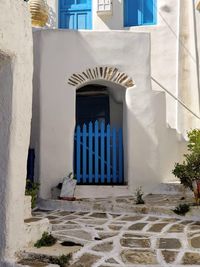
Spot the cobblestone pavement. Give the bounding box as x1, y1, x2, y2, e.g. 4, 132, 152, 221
33, 204, 200, 267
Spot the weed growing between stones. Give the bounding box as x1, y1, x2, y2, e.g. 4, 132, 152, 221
34, 232, 57, 248
135, 186, 145, 204
25, 179, 40, 208
173, 203, 190, 216
51, 254, 72, 267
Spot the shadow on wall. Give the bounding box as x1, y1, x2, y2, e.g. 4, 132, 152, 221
125, 88, 185, 193
125, 90, 161, 192
0, 51, 13, 259
31, 30, 102, 198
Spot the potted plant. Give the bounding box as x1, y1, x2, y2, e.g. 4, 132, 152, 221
172, 129, 200, 204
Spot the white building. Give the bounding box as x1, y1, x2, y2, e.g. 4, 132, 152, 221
30, 0, 200, 199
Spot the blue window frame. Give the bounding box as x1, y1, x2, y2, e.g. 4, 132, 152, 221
59, 0, 92, 30
124, 0, 157, 27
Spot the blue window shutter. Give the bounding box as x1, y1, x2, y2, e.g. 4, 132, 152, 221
124, 0, 157, 27
142, 0, 157, 25
124, 0, 140, 27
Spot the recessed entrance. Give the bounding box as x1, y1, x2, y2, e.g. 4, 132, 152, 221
74, 84, 124, 185
76, 85, 110, 126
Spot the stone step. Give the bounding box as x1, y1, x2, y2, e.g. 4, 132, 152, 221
51, 183, 193, 201
37, 193, 199, 220
18, 243, 80, 267
24, 217, 51, 246
51, 185, 131, 199
152, 182, 192, 195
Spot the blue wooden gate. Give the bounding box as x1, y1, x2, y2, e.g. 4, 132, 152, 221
59, 0, 92, 30
74, 121, 124, 185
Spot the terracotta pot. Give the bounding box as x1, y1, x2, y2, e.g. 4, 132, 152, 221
29, 0, 49, 27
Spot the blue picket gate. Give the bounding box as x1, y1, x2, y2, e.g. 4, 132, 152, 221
74, 121, 124, 185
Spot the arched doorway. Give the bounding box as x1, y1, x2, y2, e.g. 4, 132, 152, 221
74, 83, 124, 185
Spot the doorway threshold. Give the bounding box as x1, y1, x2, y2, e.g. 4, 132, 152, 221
74, 185, 130, 199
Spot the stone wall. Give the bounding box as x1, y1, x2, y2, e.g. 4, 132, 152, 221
0, 0, 33, 262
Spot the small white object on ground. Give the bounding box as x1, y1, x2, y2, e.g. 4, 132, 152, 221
60, 177, 77, 198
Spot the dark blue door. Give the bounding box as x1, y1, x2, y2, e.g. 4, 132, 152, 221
76, 95, 110, 126
59, 0, 92, 29
124, 0, 157, 27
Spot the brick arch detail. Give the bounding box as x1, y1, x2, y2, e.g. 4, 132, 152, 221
68, 66, 135, 88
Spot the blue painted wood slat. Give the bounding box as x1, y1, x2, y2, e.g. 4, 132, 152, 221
106, 124, 111, 184
112, 128, 117, 183
100, 122, 105, 184
94, 121, 99, 184
76, 125, 81, 183
88, 122, 93, 183
82, 124, 87, 183
118, 128, 123, 184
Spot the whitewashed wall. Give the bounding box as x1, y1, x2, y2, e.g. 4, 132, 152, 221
195, 0, 200, 120
0, 0, 33, 263
46, 0, 200, 135
32, 30, 185, 199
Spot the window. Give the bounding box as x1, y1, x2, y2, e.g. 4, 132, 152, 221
124, 0, 157, 27
97, 0, 112, 15
59, 0, 92, 29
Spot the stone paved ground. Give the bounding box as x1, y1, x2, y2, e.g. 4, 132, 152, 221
32, 197, 200, 267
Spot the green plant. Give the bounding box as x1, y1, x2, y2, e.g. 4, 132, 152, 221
34, 232, 57, 248
172, 129, 200, 204
51, 254, 71, 267
25, 179, 40, 208
187, 129, 200, 154
173, 203, 190, 216
68, 172, 76, 180
135, 186, 145, 204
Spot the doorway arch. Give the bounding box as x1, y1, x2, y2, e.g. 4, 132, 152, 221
68, 66, 135, 89
74, 81, 125, 185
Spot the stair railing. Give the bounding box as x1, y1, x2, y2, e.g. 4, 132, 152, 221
151, 76, 200, 120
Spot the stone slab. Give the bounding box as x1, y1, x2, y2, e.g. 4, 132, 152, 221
121, 249, 157, 264
168, 224, 184, 233
70, 254, 101, 267
182, 252, 200, 265
159, 238, 181, 249
162, 250, 178, 263
128, 223, 147, 231
191, 236, 200, 248
24, 242, 81, 257
120, 238, 151, 248
148, 223, 168, 232
92, 241, 113, 252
